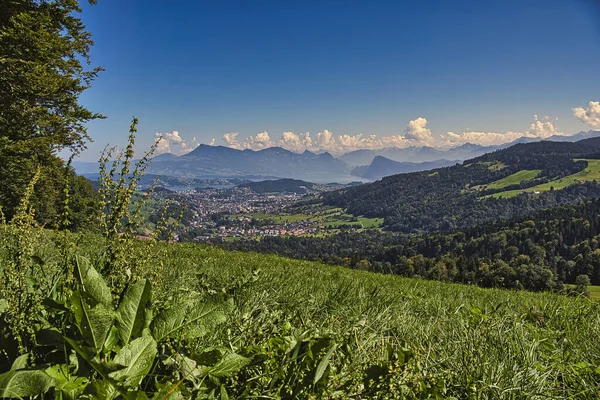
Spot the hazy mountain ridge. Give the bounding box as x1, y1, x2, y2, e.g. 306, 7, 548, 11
146, 144, 349, 181
71, 131, 600, 182
351, 156, 460, 180
339, 130, 600, 166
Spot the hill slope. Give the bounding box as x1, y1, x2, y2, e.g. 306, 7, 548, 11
25, 233, 600, 398
324, 138, 600, 232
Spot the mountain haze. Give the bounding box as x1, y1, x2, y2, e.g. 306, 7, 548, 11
351, 156, 459, 180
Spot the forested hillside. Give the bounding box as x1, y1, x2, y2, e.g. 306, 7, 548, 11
224, 198, 600, 291
324, 139, 600, 232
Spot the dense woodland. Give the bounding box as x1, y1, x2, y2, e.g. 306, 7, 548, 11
323, 140, 600, 232
224, 197, 600, 292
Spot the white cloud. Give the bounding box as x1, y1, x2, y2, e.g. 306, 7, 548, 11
404, 117, 434, 145
441, 131, 524, 147
222, 132, 241, 148
242, 131, 273, 150
218, 118, 433, 154
441, 115, 562, 147
280, 131, 312, 152
154, 131, 199, 155
573, 101, 600, 129
314, 129, 336, 148
526, 115, 561, 138
212, 103, 595, 152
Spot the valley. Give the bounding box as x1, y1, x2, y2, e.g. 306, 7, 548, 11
146, 183, 382, 241
3, 2, 600, 397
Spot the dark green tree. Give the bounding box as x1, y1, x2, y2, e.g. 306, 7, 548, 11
574, 274, 591, 297
0, 0, 102, 225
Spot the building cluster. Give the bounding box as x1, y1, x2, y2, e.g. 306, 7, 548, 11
152, 185, 322, 240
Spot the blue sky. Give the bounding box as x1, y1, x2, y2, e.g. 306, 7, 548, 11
77, 0, 600, 159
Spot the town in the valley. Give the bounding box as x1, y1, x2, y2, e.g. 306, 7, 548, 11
145, 181, 382, 242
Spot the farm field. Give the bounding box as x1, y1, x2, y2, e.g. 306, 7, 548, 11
473, 169, 542, 190
485, 159, 600, 198
234, 207, 384, 230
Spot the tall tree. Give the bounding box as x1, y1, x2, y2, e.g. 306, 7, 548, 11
0, 0, 102, 223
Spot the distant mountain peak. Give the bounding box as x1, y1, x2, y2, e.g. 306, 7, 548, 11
152, 152, 179, 161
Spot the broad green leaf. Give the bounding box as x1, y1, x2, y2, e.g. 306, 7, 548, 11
199, 352, 249, 379
0, 370, 54, 398
71, 291, 114, 350
164, 353, 200, 380
83, 379, 119, 400
109, 336, 157, 387
64, 337, 97, 367
220, 385, 229, 400
121, 390, 150, 400
44, 364, 88, 400
152, 381, 182, 399
149, 304, 186, 343
116, 279, 152, 344
36, 328, 64, 347
104, 325, 120, 352
314, 344, 337, 385
75, 256, 112, 307
11, 353, 30, 370
151, 298, 230, 342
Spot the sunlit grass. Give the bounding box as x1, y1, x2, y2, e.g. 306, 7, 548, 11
484, 159, 600, 198
474, 169, 542, 191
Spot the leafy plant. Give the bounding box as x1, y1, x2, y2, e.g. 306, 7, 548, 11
0, 256, 243, 399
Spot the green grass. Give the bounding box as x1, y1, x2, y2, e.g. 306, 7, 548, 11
149, 242, 600, 397
474, 169, 542, 190
355, 215, 384, 228
566, 284, 600, 301
4, 231, 600, 397
484, 159, 600, 199
589, 285, 600, 300
248, 212, 312, 223
233, 208, 383, 230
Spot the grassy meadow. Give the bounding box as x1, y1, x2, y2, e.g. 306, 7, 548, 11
473, 169, 542, 191
485, 159, 600, 199
232, 207, 384, 230
18, 231, 599, 398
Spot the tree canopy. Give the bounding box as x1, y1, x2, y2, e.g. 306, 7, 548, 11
0, 0, 102, 225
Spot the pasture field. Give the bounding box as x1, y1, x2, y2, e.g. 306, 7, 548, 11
590, 285, 600, 300
567, 284, 600, 301
235, 207, 383, 230
485, 159, 600, 198
473, 169, 542, 190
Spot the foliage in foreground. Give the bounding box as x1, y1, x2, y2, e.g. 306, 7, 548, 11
3, 228, 600, 398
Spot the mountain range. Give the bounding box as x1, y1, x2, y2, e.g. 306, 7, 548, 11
71, 131, 600, 183
351, 157, 459, 180
146, 145, 349, 181
339, 130, 600, 166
